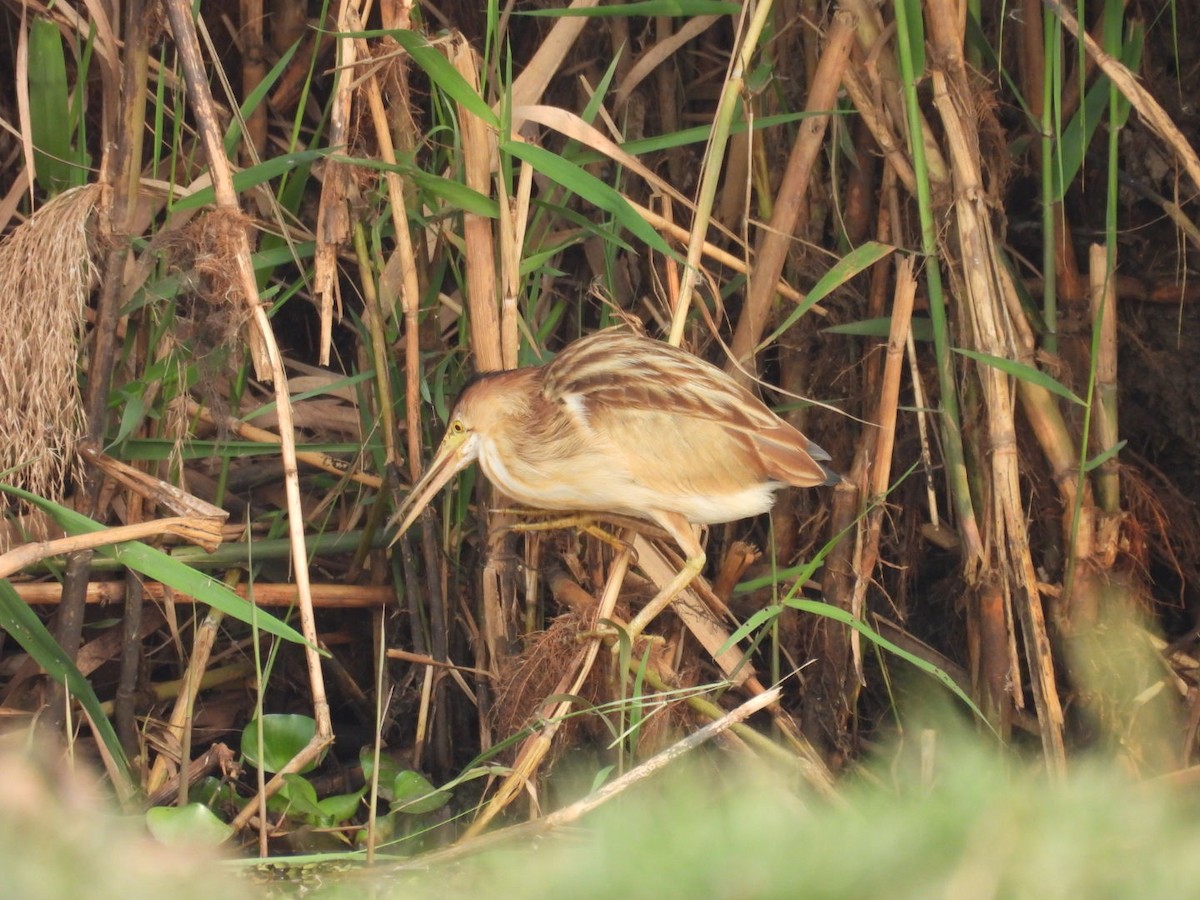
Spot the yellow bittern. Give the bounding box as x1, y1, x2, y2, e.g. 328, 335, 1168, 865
389, 328, 836, 637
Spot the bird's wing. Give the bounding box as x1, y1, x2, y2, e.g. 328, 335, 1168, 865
544, 329, 773, 426
544, 329, 830, 487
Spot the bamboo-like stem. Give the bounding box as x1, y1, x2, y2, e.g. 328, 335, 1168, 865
928, 19, 1066, 768
453, 38, 504, 373
851, 257, 917, 657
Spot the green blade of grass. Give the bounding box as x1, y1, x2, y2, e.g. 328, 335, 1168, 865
757, 241, 894, 351
785, 598, 993, 732
503, 140, 674, 258
0, 484, 313, 647
170, 148, 331, 211
28, 17, 76, 193
374, 29, 499, 129
953, 347, 1085, 406
0, 577, 131, 782
824, 316, 933, 342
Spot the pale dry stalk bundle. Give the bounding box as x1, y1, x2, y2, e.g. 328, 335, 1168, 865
0, 184, 101, 535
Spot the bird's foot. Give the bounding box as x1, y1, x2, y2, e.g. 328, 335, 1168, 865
621, 552, 706, 643
504, 514, 635, 556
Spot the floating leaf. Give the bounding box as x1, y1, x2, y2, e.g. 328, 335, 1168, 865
391, 770, 452, 815
242, 714, 321, 774
146, 804, 233, 846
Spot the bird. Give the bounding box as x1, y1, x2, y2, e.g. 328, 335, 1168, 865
388, 327, 837, 638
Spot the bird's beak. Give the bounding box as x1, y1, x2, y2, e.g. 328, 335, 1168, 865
387, 430, 476, 546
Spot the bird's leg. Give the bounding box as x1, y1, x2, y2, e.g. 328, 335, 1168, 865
623, 512, 706, 641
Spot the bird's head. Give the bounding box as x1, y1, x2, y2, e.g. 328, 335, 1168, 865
387, 370, 535, 545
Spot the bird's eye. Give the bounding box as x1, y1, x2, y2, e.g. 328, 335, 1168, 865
450, 420, 464, 435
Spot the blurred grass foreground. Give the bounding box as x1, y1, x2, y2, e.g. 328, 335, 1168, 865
4, 721, 1198, 899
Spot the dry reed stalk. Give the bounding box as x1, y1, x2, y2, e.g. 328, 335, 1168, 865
448, 36, 518, 675
0, 517, 225, 579
312, 10, 353, 367
145, 601, 228, 795
630, 533, 757, 688
669, 0, 776, 346
0, 184, 100, 535
13, 580, 394, 607
342, 19, 424, 484
614, 14, 720, 113
453, 37, 503, 372
161, 0, 333, 826
726, 12, 856, 381
847, 257, 917, 689
840, 0, 948, 184
840, 64, 918, 196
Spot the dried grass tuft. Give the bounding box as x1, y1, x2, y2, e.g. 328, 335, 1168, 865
491, 613, 610, 756
0, 185, 101, 519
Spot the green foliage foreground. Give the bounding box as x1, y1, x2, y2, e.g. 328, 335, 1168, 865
378, 741, 1197, 899
5, 724, 1197, 899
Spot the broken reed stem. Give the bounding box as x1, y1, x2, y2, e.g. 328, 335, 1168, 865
841, 0, 948, 183
145, 595, 229, 795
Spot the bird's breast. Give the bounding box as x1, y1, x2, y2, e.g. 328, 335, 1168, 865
474, 434, 784, 526
474, 437, 613, 511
